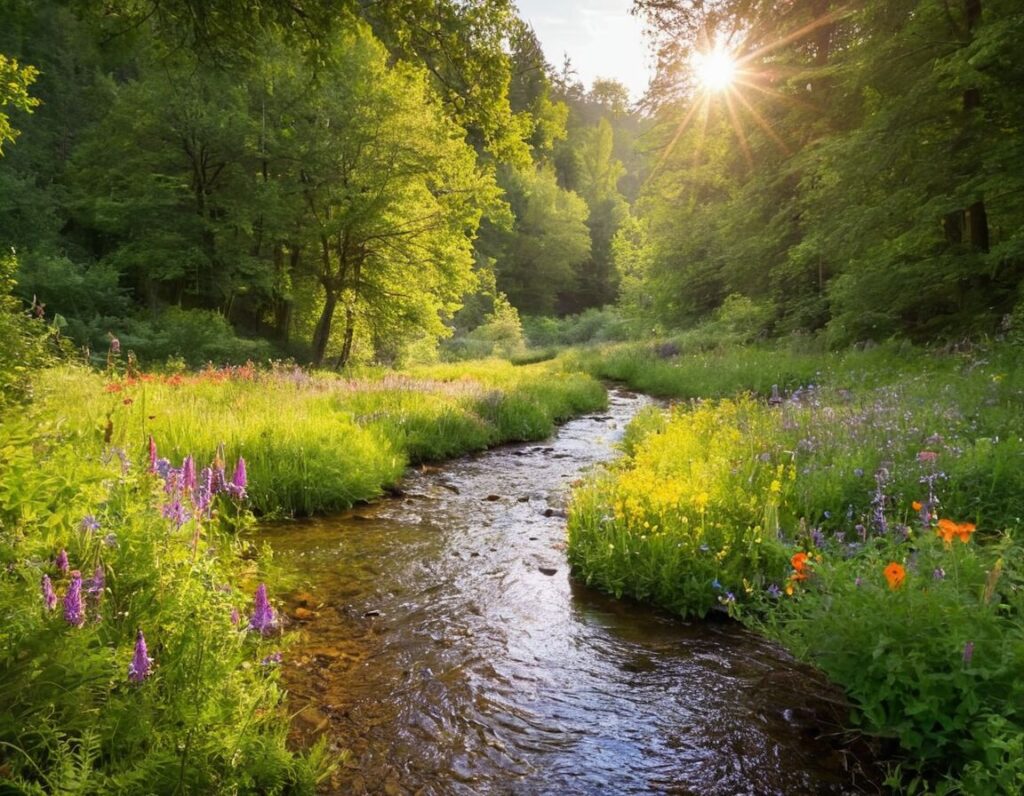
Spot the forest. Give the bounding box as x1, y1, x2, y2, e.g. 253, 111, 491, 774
2, 0, 1023, 794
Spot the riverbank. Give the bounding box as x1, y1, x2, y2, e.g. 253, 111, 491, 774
0, 357, 606, 791
34, 359, 607, 516
565, 341, 1024, 792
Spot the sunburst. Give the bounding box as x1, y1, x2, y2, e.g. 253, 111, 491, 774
654, 5, 857, 176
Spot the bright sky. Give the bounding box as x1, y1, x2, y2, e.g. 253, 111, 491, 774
515, 0, 652, 100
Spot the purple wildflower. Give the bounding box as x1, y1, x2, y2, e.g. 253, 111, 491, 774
148, 436, 158, 472
155, 457, 171, 480
230, 607, 240, 626
161, 499, 189, 528
56, 549, 69, 575
102, 532, 118, 548
42, 575, 57, 611
80, 515, 100, 534
854, 577, 863, 588
933, 567, 946, 580
853, 468, 864, 478
248, 583, 276, 635
182, 455, 196, 493
196, 467, 213, 515
963, 641, 974, 666
211, 464, 227, 495
86, 564, 105, 595
810, 528, 825, 548
260, 652, 283, 667
64, 571, 85, 627
229, 457, 247, 499
128, 630, 153, 682
766, 583, 782, 599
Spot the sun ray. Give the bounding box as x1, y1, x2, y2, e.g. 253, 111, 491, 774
654, 95, 705, 174
732, 77, 821, 113
730, 88, 792, 156
736, 4, 858, 67
723, 90, 753, 169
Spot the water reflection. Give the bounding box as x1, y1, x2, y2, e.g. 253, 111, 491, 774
263, 391, 873, 794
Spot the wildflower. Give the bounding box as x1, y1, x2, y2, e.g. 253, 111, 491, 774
228, 457, 247, 499
80, 515, 100, 534
854, 577, 863, 588
912, 501, 922, 511
937, 518, 976, 545
766, 583, 781, 599
64, 571, 85, 627
711, 578, 722, 591
182, 455, 196, 493
42, 575, 57, 611
109, 336, 121, 355
230, 607, 240, 626
853, 468, 864, 478
161, 499, 189, 528
128, 630, 153, 682
154, 457, 171, 480
261, 652, 283, 667
248, 583, 276, 635
884, 562, 906, 591
933, 567, 946, 580
55, 548, 70, 575
720, 592, 736, 605
148, 436, 158, 472
86, 565, 105, 595
791, 551, 809, 573
196, 467, 213, 515
917, 451, 938, 463
962, 641, 974, 666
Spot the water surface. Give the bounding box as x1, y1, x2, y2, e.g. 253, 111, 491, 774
263, 390, 874, 795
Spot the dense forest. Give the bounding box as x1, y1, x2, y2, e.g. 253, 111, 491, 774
0, 0, 641, 367
2, 0, 1023, 363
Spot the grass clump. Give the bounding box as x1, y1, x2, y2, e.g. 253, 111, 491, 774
567, 342, 1024, 789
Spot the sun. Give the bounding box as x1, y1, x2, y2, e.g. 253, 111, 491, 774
692, 45, 737, 93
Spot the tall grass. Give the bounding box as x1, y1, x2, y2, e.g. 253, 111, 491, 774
35, 359, 606, 516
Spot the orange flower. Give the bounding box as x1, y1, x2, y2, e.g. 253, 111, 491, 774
937, 518, 976, 545
912, 501, 922, 511
884, 562, 906, 590
791, 552, 809, 573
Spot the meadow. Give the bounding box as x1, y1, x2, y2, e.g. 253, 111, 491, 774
0, 356, 605, 792
566, 340, 1024, 792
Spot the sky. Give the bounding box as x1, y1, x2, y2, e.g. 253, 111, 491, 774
515, 0, 653, 100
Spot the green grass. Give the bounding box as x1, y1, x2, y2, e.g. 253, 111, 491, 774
566, 340, 1024, 790
35, 359, 606, 516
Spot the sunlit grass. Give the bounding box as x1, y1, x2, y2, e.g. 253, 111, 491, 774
35, 359, 606, 516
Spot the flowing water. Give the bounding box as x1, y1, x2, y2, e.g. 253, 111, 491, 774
263, 390, 876, 795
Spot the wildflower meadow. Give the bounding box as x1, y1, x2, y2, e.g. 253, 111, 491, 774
567, 341, 1024, 791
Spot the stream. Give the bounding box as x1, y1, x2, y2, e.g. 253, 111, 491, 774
262, 389, 874, 795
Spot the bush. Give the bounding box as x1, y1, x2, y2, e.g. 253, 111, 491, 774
117, 307, 276, 367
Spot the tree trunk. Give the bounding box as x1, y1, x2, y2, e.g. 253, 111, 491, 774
335, 304, 356, 370
311, 288, 337, 368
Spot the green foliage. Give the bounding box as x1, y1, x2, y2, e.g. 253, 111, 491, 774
0, 53, 38, 154
521, 307, 639, 348
630, 0, 1024, 343
0, 252, 52, 407
567, 341, 1024, 787
0, 414, 327, 792
443, 293, 526, 360
118, 308, 275, 367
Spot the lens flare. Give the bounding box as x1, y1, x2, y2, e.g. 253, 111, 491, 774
692, 45, 737, 92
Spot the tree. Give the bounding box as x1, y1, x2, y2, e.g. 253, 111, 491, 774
490, 165, 591, 315
282, 25, 498, 367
